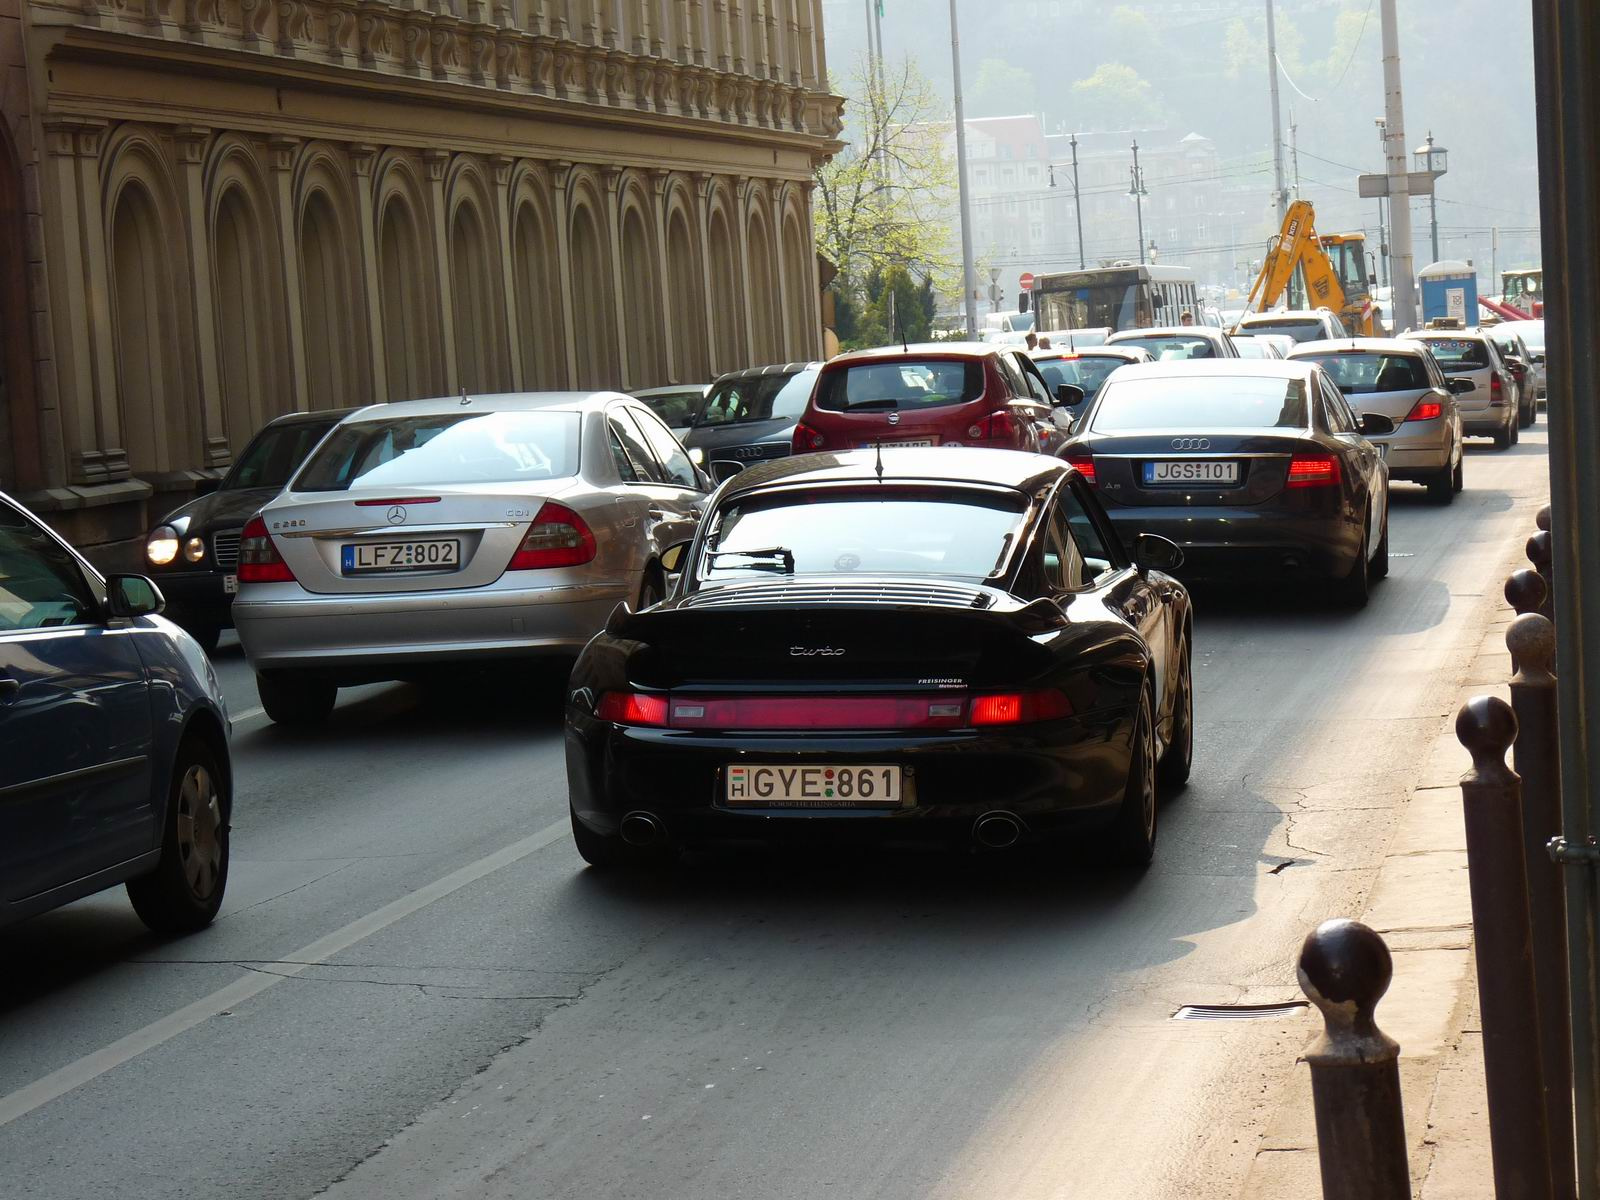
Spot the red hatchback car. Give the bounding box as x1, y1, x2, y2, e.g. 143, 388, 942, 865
793, 344, 1062, 455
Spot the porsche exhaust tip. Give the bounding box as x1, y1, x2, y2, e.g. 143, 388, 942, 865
620, 811, 665, 847
973, 812, 1024, 849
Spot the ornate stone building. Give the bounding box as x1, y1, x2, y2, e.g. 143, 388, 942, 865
0, 0, 841, 554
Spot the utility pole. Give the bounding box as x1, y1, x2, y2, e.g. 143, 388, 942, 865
1491, 225, 1499, 296
1266, 0, 1287, 223
1071, 132, 1085, 270
1289, 107, 1301, 199
1130, 139, 1148, 265
1379, 0, 1418, 330
948, 0, 977, 338
1375, 117, 1390, 286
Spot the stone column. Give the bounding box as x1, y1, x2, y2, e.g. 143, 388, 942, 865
602, 166, 630, 388
801, 180, 822, 358
423, 148, 459, 390
267, 136, 310, 412
649, 169, 677, 382
686, 0, 706, 65
348, 143, 390, 403
806, 0, 823, 87
692, 172, 719, 374
548, 160, 580, 386
171, 127, 230, 468
490, 154, 524, 390
770, 187, 791, 360
727, 0, 744, 73
735, 178, 755, 362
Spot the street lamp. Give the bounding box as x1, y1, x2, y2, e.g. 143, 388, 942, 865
1413, 130, 1448, 264
1129, 139, 1149, 265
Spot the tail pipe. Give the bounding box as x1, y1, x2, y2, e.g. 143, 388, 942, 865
620, 811, 666, 847
972, 811, 1025, 849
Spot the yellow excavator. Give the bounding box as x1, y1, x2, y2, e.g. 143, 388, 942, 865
1235, 200, 1377, 336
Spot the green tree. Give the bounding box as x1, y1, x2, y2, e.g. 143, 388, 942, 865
968, 58, 1036, 120
1070, 62, 1162, 130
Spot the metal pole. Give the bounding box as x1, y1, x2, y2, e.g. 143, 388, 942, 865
1379, 0, 1418, 330
1132, 140, 1146, 266
1266, 0, 1287, 223
1457, 696, 1556, 1200
1296, 918, 1412, 1200
1531, 3, 1600, 1189
1507, 614, 1579, 1200
1493, 226, 1500, 297
1427, 134, 1441, 263
871, 0, 884, 96
1375, 118, 1391, 286
1071, 132, 1085, 271
948, 0, 977, 340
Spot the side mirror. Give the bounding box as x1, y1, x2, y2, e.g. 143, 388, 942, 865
1447, 377, 1475, 394
1133, 533, 1184, 576
107, 574, 166, 618
660, 542, 690, 574
708, 459, 745, 484
1531, 354, 1545, 366
1054, 383, 1085, 409
1359, 412, 1398, 437
687, 446, 706, 467
193, 477, 222, 497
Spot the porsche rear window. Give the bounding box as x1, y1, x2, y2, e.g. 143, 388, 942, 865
814, 360, 985, 412
294, 411, 579, 491
700, 488, 1025, 581
1091, 376, 1309, 431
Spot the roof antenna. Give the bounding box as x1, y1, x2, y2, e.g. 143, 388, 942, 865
874, 439, 885, 480
459, 385, 471, 406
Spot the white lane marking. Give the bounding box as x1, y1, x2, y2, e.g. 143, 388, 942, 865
230, 705, 266, 725
0, 817, 571, 1128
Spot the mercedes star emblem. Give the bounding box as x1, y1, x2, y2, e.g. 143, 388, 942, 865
386, 505, 408, 525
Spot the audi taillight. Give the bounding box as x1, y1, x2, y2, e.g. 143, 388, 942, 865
596, 691, 669, 727
1489, 373, 1505, 406
237, 516, 296, 583
793, 421, 827, 452
1285, 454, 1342, 488
968, 410, 1017, 445
1065, 454, 1097, 484
1405, 399, 1443, 422
507, 502, 596, 570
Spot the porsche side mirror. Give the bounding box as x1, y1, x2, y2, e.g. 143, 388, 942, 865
1054, 383, 1085, 409
708, 459, 745, 484
1359, 412, 1398, 437
1133, 533, 1184, 576
660, 542, 690, 574
107, 574, 166, 618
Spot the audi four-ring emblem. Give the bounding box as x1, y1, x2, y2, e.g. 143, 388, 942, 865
1170, 437, 1211, 450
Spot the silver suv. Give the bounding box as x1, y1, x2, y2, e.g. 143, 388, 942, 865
1290, 339, 1465, 503
1400, 330, 1519, 449
1235, 309, 1349, 344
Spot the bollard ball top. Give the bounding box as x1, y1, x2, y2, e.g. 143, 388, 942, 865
1455, 694, 1519, 777
1298, 918, 1392, 1013
1536, 504, 1551, 532
1506, 612, 1556, 677
1504, 568, 1547, 616
1527, 529, 1551, 569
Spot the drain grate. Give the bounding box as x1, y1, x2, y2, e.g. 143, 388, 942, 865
1172, 1001, 1309, 1021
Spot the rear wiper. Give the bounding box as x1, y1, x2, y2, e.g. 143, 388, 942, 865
706, 546, 796, 574
842, 398, 900, 411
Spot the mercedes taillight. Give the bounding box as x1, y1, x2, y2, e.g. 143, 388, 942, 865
507, 502, 597, 570
237, 516, 296, 584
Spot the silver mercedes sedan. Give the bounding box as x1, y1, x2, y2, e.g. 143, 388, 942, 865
232, 392, 710, 725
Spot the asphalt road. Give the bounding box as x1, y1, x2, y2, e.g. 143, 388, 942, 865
0, 426, 1552, 1200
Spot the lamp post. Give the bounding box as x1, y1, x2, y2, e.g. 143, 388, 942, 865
1413, 130, 1448, 264
1130, 139, 1149, 265
1374, 117, 1390, 285
948, 0, 977, 337
1070, 132, 1085, 270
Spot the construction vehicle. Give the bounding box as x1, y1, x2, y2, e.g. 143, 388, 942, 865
1235, 200, 1377, 335
1501, 267, 1544, 317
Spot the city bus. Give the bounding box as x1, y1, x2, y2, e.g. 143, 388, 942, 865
1033, 264, 1201, 333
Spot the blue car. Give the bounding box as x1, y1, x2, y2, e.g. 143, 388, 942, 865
0, 491, 233, 932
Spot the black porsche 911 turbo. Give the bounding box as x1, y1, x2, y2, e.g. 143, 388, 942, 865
1058, 359, 1393, 607
564, 447, 1193, 869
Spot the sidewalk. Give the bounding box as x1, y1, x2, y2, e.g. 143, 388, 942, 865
1239, 575, 1516, 1197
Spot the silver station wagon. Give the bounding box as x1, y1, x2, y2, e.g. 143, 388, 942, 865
233, 393, 709, 725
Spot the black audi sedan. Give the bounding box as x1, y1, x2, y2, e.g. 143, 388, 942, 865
143, 407, 351, 650
1059, 360, 1392, 606
681, 361, 820, 471
565, 447, 1193, 869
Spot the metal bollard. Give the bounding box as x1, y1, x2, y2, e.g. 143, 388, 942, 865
1527, 529, 1554, 622
1457, 695, 1556, 1200
1507, 568, 1549, 618
1507, 616, 1578, 1199
1297, 918, 1412, 1200
1536, 504, 1551, 533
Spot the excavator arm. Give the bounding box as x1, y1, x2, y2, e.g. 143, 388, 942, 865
1235, 199, 1372, 336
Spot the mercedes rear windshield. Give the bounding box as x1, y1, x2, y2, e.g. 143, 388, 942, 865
294, 411, 580, 491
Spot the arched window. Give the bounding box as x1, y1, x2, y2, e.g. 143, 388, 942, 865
666, 206, 708, 381
569, 201, 617, 388
450, 201, 507, 393
111, 182, 185, 472
213, 187, 276, 448
708, 206, 741, 372
513, 198, 566, 390
300, 192, 360, 409
620, 204, 664, 388
380, 196, 437, 401
746, 212, 780, 362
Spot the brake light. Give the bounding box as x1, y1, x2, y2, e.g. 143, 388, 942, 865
968, 410, 1016, 444
596, 691, 669, 726
1405, 399, 1443, 422
793, 421, 827, 452
969, 690, 1073, 726
1285, 454, 1342, 488
1065, 454, 1097, 484
1490, 373, 1505, 406
353, 496, 441, 507
507, 501, 596, 569
237, 516, 296, 583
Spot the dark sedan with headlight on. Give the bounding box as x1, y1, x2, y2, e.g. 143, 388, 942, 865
142, 408, 351, 651
1058, 360, 1391, 606
565, 447, 1194, 870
